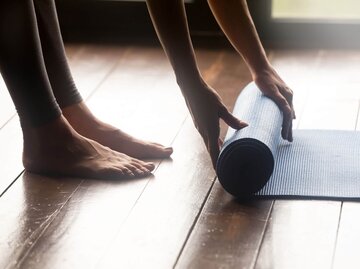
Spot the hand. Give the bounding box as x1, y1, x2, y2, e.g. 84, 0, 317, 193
183, 82, 248, 168
253, 66, 295, 142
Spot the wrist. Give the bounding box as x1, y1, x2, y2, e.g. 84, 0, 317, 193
176, 72, 206, 93
250, 62, 275, 80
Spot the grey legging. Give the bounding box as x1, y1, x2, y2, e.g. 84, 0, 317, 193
0, 0, 83, 127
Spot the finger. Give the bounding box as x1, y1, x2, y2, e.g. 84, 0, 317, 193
219, 106, 248, 129
281, 104, 293, 142
209, 136, 220, 169
291, 103, 296, 120
218, 138, 224, 148
280, 86, 296, 120
270, 92, 293, 141
288, 119, 293, 142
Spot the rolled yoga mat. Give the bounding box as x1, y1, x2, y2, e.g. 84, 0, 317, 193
216, 82, 360, 200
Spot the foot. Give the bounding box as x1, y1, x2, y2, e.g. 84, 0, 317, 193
62, 102, 173, 159
22, 115, 155, 179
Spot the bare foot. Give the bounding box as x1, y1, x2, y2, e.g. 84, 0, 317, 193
22, 115, 155, 179
62, 102, 173, 159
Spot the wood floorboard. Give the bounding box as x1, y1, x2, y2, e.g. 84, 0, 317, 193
176, 182, 273, 269
332, 203, 360, 269
267, 49, 321, 128
96, 118, 214, 269
255, 200, 341, 269
329, 51, 360, 269
0, 119, 24, 197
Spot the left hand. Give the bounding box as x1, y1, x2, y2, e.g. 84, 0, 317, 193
253, 66, 295, 142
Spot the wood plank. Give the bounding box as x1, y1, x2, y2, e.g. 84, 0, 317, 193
206, 50, 253, 138
95, 118, 214, 269
298, 50, 360, 130
0, 173, 83, 269
267, 49, 321, 128
67, 44, 128, 98
299, 98, 359, 130
331, 51, 360, 269
176, 182, 272, 269
332, 203, 360, 269
0, 118, 23, 196
6, 46, 220, 269
255, 201, 341, 269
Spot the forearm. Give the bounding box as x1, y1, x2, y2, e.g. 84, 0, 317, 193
146, 0, 204, 93
207, 0, 271, 76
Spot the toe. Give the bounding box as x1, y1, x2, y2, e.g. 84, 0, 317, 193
141, 143, 173, 159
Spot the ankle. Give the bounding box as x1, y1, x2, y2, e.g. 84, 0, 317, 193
23, 115, 75, 149
62, 101, 94, 123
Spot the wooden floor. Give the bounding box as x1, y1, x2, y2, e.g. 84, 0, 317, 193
1, 44, 360, 269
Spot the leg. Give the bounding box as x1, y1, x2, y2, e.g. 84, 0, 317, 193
0, 0, 154, 178
33, 0, 173, 159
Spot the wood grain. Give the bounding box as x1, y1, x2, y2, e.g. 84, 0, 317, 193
332, 203, 360, 269
176, 182, 273, 269
95, 118, 214, 269
255, 200, 341, 269
0, 172, 83, 269
331, 51, 360, 269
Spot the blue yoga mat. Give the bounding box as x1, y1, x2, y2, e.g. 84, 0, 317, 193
216, 82, 360, 200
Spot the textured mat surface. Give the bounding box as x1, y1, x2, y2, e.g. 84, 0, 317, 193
258, 130, 360, 199
217, 82, 360, 199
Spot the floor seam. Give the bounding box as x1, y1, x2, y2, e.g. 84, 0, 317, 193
172, 175, 217, 268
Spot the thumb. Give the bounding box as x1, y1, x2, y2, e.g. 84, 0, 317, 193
219, 106, 248, 130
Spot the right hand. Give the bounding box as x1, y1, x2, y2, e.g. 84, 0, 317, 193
183, 82, 248, 168
253, 66, 295, 142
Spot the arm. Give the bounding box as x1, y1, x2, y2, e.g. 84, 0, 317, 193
208, 0, 295, 141
146, 0, 248, 168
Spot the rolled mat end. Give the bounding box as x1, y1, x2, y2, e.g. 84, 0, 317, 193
217, 137, 275, 197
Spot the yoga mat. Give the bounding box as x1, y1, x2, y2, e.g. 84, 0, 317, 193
216, 82, 360, 200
